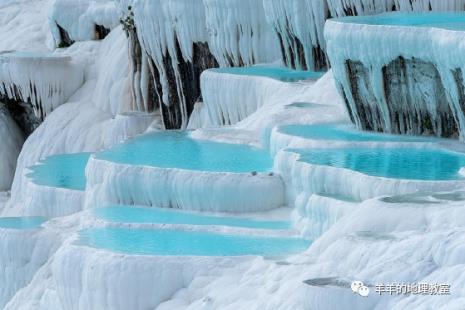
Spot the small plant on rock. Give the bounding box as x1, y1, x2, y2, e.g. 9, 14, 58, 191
120, 6, 135, 33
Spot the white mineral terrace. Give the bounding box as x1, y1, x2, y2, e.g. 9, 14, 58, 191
3, 1, 465, 309
0, 51, 84, 119
325, 12, 465, 138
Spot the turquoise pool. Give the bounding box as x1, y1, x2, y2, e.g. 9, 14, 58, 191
0, 217, 46, 229
27, 153, 90, 190
211, 66, 324, 82
296, 148, 465, 181
94, 206, 291, 230
337, 12, 465, 31
280, 123, 431, 142
96, 131, 273, 173
78, 228, 310, 256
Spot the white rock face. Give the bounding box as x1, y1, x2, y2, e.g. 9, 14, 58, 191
325, 14, 465, 138
85, 157, 285, 213
263, 0, 327, 70
189, 69, 310, 129
7, 28, 154, 216
203, 0, 280, 66
4, 1, 465, 309
263, 0, 465, 70
293, 194, 358, 240
0, 226, 61, 309
134, 0, 209, 64
132, 0, 216, 129
0, 0, 52, 52
5, 182, 85, 217
49, 0, 119, 46
0, 52, 85, 120
190, 70, 345, 134
50, 246, 245, 310
0, 107, 24, 190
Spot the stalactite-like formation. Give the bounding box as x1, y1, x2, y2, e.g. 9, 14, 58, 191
129, 0, 220, 129
263, 0, 328, 71
11, 0, 465, 132
343, 58, 457, 137
326, 13, 465, 139
0, 52, 84, 129
119, 0, 282, 129
265, 0, 465, 71
204, 0, 280, 67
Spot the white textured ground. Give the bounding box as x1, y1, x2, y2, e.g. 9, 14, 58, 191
0, 0, 52, 52
1, 1, 465, 310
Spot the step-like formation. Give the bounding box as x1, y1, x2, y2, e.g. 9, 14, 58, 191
0, 218, 60, 308
0, 52, 84, 123
326, 12, 465, 138
86, 131, 284, 213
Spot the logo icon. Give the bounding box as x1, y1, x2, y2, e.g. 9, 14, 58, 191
351, 281, 370, 297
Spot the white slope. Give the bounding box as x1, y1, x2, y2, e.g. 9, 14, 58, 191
0, 0, 52, 52
2, 66, 465, 310
6, 27, 154, 216
2, 1, 465, 309
0, 226, 61, 309
49, 0, 119, 46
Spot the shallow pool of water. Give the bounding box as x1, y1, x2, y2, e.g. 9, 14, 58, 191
94, 206, 291, 230
0, 217, 46, 229
27, 153, 91, 190
97, 131, 273, 173
79, 228, 310, 257
211, 66, 324, 82
296, 148, 465, 180
280, 123, 431, 142
337, 12, 465, 31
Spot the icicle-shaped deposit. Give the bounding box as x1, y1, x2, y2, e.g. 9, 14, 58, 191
325, 12, 465, 139
0, 52, 84, 122
133, 0, 218, 129
203, 0, 280, 67
263, 0, 327, 71
264, 0, 465, 71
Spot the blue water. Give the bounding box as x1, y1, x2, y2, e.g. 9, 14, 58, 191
296, 148, 465, 180
338, 12, 465, 31
27, 153, 91, 190
0, 217, 46, 229
280, 123, 431, 142
97, 131, 273, 173
94, 206, 291, 230
211, 65, 324, 82
78, 228, 310, 256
